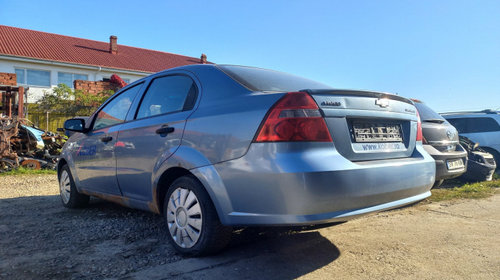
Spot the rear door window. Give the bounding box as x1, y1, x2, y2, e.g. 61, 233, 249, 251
136, 75, 197, 119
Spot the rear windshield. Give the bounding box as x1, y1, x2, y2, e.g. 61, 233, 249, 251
414, 102, 445, 121
217, 65, 333, 92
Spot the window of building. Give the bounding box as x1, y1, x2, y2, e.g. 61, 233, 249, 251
15, 69, 25, 85
15, 68, 51, 87
136, 75, 196, 119
58, 72, 88, 88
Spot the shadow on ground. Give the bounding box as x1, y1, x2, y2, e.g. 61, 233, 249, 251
130, 226, 341, 280
1, 195, 341, 280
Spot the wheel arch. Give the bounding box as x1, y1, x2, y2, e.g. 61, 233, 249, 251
151, 145, 232, 223
152, 165, 232, 225
153, 166, 192, 214
57, 158, 68, 178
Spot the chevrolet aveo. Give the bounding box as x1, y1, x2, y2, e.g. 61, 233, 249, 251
59, 65, 435, 256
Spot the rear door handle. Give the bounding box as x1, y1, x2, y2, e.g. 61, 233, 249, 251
100, 136, 113, 143
156, 126, 175, 135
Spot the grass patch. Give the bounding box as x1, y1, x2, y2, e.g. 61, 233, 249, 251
0, 167, 57, 176
430, 179, 500, 202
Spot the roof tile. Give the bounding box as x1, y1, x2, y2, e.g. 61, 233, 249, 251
0, 25, 204, 73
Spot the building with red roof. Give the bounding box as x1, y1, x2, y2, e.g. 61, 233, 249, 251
0, 25, 208, 102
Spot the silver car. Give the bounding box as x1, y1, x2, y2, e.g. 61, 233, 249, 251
442, 110, 500, 171
59, 65, 435, 256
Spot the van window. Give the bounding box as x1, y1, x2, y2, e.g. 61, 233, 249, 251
447, 117, 500, 133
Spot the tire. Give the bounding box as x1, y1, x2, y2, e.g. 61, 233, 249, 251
432, 179, 444, 189
0, 159, 16, 173
163, 176, 232, 256
58, 164, 89, 208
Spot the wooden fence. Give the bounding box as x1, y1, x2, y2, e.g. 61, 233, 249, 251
26, 111, 75, 132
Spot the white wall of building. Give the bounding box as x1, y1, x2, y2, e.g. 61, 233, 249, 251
0, 57, 149, 103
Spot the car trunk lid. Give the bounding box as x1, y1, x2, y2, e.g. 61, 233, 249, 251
302, 89, 419, 161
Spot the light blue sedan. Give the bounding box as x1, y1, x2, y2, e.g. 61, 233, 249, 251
59, 65, 435, 255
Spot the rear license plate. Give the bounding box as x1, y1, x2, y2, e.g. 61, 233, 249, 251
352, 142, 406, 153
352, 122, 403, 143
446, 159, 464, 170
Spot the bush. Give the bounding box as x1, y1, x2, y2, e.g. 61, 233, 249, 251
35, 84, 114, 116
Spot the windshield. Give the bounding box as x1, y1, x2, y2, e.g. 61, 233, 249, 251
414, 102, 446, 121
217, 65, 333, 92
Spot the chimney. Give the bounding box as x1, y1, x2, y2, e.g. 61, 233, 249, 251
109, 35, 118, 54
200, 53, 207, 64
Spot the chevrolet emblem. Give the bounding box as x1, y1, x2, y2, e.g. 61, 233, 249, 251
375, 99, 389, 108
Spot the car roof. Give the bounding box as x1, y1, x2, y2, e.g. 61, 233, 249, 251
441, 110, 500, 118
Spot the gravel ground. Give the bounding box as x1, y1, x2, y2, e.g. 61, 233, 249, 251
0, 175, 179, 279
1, 175, 499, 280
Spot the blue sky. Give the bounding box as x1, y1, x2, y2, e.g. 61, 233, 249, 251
2, 0, 499, 112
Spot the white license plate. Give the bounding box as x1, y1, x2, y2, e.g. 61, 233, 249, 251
447, 159, 464, 170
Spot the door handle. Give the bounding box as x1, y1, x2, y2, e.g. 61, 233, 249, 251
156, 126, 175, 135
100, 136, 113, 143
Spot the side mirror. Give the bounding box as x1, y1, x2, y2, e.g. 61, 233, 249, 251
64, 118, 87, 132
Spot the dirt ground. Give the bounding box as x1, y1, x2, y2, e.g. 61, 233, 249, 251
0, 175, 499, 280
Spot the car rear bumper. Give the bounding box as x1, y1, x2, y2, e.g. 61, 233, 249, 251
225, 191, 430, 225
423, 144, 468, 181
463, 159, 496, 181
204, 142, 435, 226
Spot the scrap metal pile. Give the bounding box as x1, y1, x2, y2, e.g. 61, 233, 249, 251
0, 116, 65, 172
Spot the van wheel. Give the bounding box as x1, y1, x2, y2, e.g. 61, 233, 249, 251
58, 165, 89, 208
163, 176, 232, 256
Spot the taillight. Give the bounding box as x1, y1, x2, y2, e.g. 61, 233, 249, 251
416, 110, 423, 142
255, 92, 332, 142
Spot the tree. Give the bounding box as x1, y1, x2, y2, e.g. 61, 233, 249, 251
72, 88, 114, 116
36, 84, 73, 114
35, 84, 114, 116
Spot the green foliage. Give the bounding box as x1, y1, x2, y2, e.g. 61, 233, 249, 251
73, 88, 114, 116
36, 84, 74, 113
35, 84, 113, 116
429, 179, 500, 202
0, 167, 57, 176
